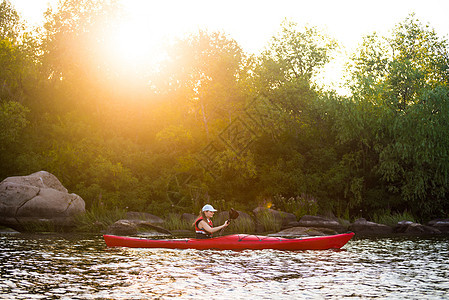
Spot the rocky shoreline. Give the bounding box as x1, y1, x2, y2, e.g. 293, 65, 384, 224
105, 209, 449, 238
1, 171, 448, 237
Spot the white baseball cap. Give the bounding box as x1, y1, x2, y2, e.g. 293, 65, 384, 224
202, 204, 217, 212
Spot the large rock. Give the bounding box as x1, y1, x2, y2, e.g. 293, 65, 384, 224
0, 171, 85, 231
270, 226, 338, 237
298, 215, 347, 233
107, 219, 172, 236
395, 221, 442, 235
427, 219, 449, 234
125, 211, 164, 225
349, 218, 393, 235
107, 219, 138, 236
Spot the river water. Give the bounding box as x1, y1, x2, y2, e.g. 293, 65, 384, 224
0, 233, 448, 299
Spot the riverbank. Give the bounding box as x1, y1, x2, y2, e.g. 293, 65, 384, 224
2, 204, 448, 237
75, 208, 449, 238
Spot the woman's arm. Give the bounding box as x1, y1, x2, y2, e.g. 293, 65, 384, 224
198, 220, 229, 234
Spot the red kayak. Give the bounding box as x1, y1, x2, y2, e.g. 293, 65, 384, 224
103, 232, 354, 250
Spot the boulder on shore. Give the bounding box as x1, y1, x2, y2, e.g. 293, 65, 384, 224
0, 171, 85, 232
395, 221, 442, 235
427, 219, 449, 234
125, 211, 165, 225
107, 219, 172, 236
107, 219, 138, 236
106, 211, 172, 236
298, 215, 347, 233
270, 226, 338, 237
349, 218, 393, 235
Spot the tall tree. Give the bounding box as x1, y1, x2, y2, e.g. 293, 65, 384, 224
0, 0, 34, 179
253, 20, 337, 133
341, 14, 449, 219
0, 0, 26, 102
248, 20, 339, 208
153, 30, 246, 140
39, 0, 121, 114
0, 0, 21, 41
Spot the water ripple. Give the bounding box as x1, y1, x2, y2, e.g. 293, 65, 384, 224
1, 234, 448, 299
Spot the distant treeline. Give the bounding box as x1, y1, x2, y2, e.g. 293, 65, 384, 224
1, 1, 448, 221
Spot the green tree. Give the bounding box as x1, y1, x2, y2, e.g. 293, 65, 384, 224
0, 100, 28, 150
39, 0, 121, 114
0, 1, 38, 179
246, 20, 338, 210
0, 0, 27, 102
153, 30, 246, 140
341, 14, 449, 219
0, 0, 21, 41
252, 20, 337, 148
261, 19, 336, 82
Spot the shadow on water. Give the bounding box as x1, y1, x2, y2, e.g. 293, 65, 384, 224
1, 233, 448, 299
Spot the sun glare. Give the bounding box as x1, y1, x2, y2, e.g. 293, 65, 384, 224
102, 1, 205, 73
104, 18, 162, 71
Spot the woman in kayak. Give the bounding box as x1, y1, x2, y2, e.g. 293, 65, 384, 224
193, 204, 229, 239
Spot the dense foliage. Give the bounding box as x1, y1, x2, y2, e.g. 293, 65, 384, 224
1, 1, 448, 222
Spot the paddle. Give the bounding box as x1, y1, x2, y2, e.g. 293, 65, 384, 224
219, 208, 239, 236
228, 208, 239, 222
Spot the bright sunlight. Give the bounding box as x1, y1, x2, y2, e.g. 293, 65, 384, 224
104, 18, 162, 70
100, 1, 199, 75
